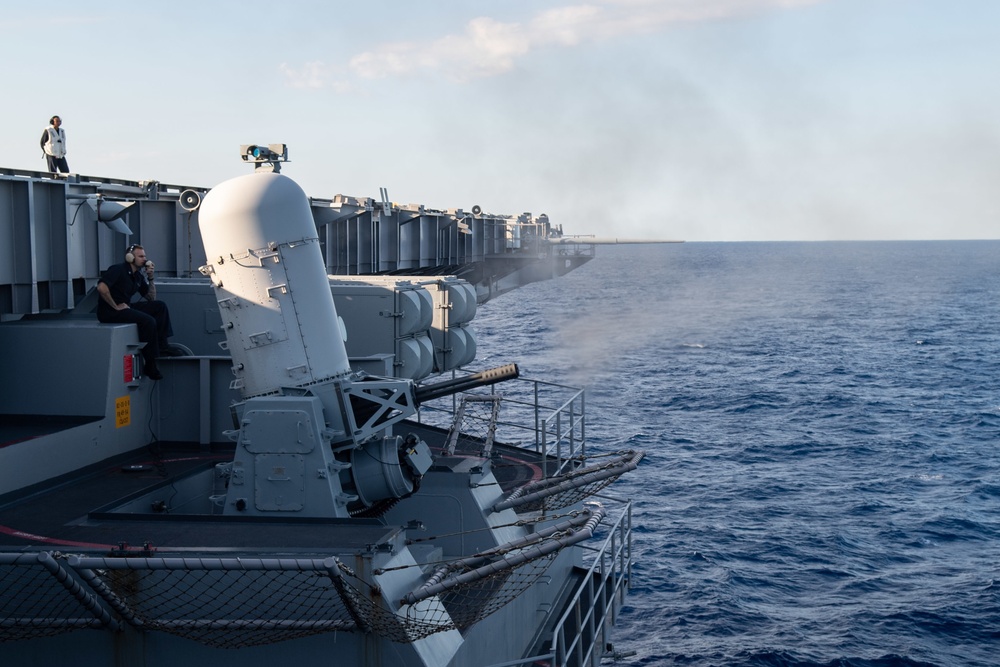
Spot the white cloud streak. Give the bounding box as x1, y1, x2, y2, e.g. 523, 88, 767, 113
283, 0, 825, 88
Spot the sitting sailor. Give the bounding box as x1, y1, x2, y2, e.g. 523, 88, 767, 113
96, 243, 173, 380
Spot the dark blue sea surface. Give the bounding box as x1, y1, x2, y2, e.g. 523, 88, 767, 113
471, 241, 1000, 667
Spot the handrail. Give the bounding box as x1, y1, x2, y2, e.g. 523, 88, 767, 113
540, 386, 586, 477
551, 499, 632, 666
418, 372, 588, 477
401, 505, 605, 606
482, 498, 633, 667
491, 451, 644, 514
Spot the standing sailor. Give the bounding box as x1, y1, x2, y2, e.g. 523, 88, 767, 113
40, 116, 70, 173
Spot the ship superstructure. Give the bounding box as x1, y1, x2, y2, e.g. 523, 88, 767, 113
0, 149, 641, 666
0, 144, 594, 322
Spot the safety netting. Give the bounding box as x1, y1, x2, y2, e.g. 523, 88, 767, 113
89, 558, 358, 648
398, 504, 605, 632
0, 552, 116, 643
0, 529, 581, 649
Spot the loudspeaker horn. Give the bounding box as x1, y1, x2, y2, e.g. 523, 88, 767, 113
472, 205, 482, 216
179, 189, 202, 211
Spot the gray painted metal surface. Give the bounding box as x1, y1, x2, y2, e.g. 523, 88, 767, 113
0, 160, 639, 667
0, 165, 597, 321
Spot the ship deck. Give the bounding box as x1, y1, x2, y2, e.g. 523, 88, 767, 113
0, 443, 391, 553
0, 422, 551, 555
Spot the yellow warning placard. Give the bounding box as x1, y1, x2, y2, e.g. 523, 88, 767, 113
115, 396, 131, 428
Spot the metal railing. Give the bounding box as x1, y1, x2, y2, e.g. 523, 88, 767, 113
485, 497, 633, 667
551, 498, 633, 667
418, 372, 587, 479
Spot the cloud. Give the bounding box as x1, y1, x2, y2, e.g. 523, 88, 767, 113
279, 61, 356, 93
332, 0, 825, 84
349, 16, 534, 82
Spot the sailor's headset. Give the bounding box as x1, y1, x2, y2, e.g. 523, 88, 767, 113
125, 244, 153, 271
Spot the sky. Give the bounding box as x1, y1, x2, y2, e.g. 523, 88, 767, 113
2, 0, 998, 242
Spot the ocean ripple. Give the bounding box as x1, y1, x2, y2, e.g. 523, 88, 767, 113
473, 241, 1000, 667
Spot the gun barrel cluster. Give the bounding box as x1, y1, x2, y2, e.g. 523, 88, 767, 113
414, 364, 520, 404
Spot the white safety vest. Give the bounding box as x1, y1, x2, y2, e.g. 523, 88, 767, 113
43, 127, 67, 158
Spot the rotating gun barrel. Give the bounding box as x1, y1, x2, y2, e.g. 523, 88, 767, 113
414, 364, 520, 404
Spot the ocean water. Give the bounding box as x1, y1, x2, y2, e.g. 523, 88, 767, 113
471, 241, 1000, 667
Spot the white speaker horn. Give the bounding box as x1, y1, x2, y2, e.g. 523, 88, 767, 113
179, 189, 202, 211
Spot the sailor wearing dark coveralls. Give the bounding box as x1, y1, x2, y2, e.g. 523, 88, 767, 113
96, 244, 173, 380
